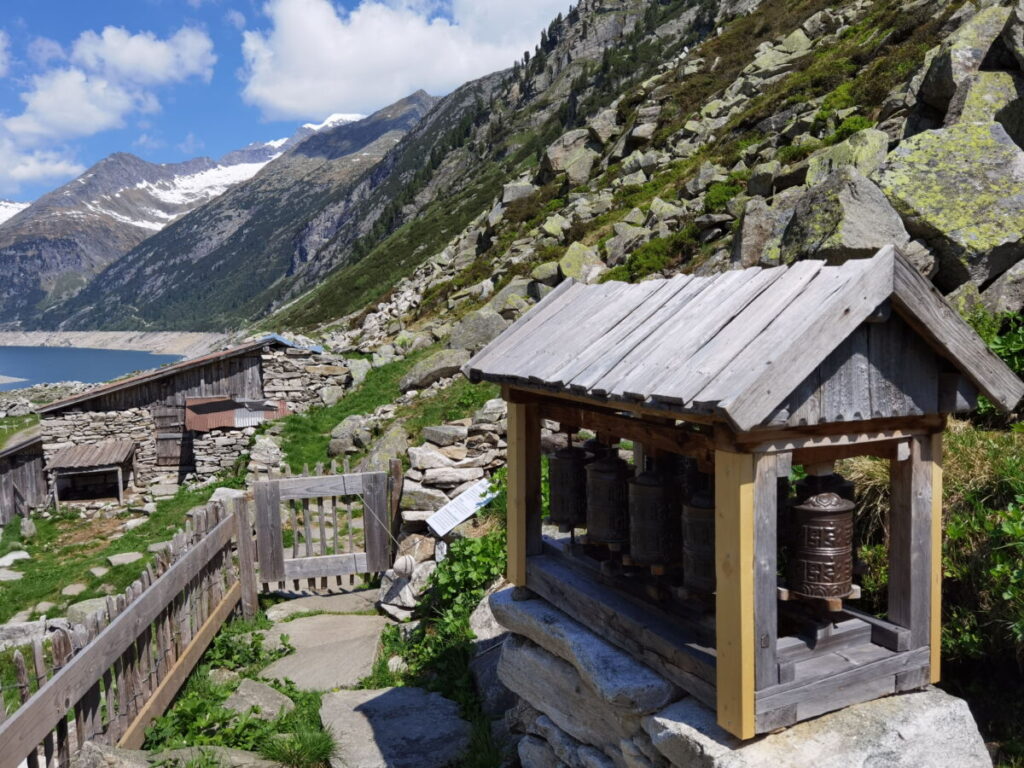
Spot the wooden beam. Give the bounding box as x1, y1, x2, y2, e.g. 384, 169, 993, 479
504, 383, 718, 425
507, 398, 541, 586
118, 582, 241, 749
715, 449, 757, 739
280, 553, 369, 580
724, 415, 945, 455
888, 435, 933, 649
232, 498, 258, 621
754, 453, 779, 691
930, 432, 943, 683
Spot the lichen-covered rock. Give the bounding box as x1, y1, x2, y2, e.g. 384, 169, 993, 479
449, 308, 509, 352
780, 166, 909, 263
588, 108, 621, 146
945, 71, 1023, 125
746, 161, 780, 198
920, 5, 1011, 112
503, 181, 536, 204
873, 121, 1024, 290
399, 348, 470, 391
805, 129, 889, 186
642, 688, 991, 768
983, 258, 1024, 313
732, 194, 798, 268
560, 242, 606, 284
358, 422, 409, 472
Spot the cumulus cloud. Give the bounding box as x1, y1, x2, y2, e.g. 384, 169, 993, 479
0, 30, 10, 78
240, 0, 569, 120
0, 25, 217, 192
226, 10, 247, 30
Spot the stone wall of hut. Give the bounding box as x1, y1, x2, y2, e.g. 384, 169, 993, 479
40, 408, 158, 485
193, 427, 254, 479
260, 347, 352, 413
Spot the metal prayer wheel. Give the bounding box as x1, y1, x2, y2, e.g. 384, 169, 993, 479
682, 480, 716, 594
786, 492, 855, 601
586, 451, 630, 546
628, 457, 681, 569
548, 444, 588, 531
794, 471, 855, 505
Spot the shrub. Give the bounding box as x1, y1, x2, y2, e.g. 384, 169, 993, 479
825, 115, 875, 145
704, 182, 742, 213
777, 140, 822, 165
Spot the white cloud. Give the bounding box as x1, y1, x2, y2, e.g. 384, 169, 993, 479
134, 132, 165, 150
240, 0, 569, 120
0, 137, 84, 195
177, 131, 204, 154
226, 10, 247, 30
0, 30, 11, 78
27, 37, 66, 69
71, 26, 216, 85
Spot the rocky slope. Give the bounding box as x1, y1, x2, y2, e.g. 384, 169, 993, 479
42, 93, 437, 332
0, 116, 363, 329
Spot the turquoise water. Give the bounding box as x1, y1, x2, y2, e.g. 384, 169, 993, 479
0, 346, 182, 391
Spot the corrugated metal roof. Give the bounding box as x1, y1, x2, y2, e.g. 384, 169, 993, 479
185, 397, 288, 431
464, 248, 1024, 431
39, 335, 309, 415
49, 439, 135, 471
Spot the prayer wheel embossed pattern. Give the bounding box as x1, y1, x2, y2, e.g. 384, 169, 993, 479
786, 492, 855, 600
548, 446, 588, 531
628, 463, 681, 567
586, 454, 630, 545
682, 487, 716, 594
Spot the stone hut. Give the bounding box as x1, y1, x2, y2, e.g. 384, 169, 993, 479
37, 336, 351, 499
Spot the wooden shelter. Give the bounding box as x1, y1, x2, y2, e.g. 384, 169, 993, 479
0, 434, 46, 523
48, 439, 135, 505
465, 247, 1024, 739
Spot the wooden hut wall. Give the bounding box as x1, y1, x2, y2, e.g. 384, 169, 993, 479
768, 314, 948, 427
0, 445, 47, 523
67, 354, 265, 413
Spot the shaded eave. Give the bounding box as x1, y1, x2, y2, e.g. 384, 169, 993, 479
464, 248, 1024, 433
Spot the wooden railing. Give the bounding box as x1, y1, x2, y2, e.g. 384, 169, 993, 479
0, 497, 258, 768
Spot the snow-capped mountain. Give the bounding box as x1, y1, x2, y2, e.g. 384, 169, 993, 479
0, 113, 367, 325
0, 201, 30, 226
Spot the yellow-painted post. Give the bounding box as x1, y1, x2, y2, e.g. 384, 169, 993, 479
930, 432, 944, 683
507, 397, 541, 586
715, 449, 757, 739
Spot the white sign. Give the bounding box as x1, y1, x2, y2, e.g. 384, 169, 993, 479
427, 479, 497, 537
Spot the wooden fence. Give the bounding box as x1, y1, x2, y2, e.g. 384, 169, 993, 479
0, 497, 259, 768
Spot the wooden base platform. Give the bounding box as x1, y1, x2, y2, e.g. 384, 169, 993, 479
528, 540, 930, 735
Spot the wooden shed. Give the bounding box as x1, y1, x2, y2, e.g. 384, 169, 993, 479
464, 247, 1024, 739
0, 435, 47, 523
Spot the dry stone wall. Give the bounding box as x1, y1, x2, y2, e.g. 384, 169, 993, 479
260, 347, 353, 412
193, 427, 254, 480
40, 408, 157, 484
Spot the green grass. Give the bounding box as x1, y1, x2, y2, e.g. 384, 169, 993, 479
0, 413, 38, 449
399, 379, 500, 444
0, 476, 243, 624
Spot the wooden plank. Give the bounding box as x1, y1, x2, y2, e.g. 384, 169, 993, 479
891, 252, 1024, 411
507, 398, 541, 586
281, 553, 370, 580
719, 249, 897, 431
818, 326, 873, 423
118, 582, 241, 749
888, 435, 932, 649
362, 472, 390, 573
715, 449, 757, 739
938, 373, 978, 413
275, 473, 366, 500
232, 498, 258, 621
253, 481, 285, 582
754, 453, 778, 691
930, 432, 943, 683
896, 664, 931, 692
0, 514, 235, 768
661, 261, 823, 406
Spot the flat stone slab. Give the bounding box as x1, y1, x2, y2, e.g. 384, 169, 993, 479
0, 550, 30, 568
642, 687, 991, 768
490, 590, 679, 714
321, 687, 472, 768
107, 552, 143, 567
90, 567, 109, 578
67, 597, 109, 625
151, 747, 279, 768
62, 582, 88, 596
224, 679, 295, 721
0, 568, 24, 582
260, 614, 387, 690
265, 590, 377, 622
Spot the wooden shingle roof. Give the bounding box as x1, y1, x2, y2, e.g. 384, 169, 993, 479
48, 439, 135, 471
464, 248, 1024, 431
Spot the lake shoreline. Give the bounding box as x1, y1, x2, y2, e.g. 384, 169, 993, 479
0, 374, 27, 386
0, 331, 226, 358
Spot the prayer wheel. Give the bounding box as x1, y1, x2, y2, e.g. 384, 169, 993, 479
786, 492, 855, 601
548, 443, 588, 532
628, 457, 681, 569
794, 470, 855, 504
682, 477, 716, 594
586, 451, 631, 546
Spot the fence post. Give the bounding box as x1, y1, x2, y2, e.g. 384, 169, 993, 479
233, 496, 258, 620
388, 458, 404, 561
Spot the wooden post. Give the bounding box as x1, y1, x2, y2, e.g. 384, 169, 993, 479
232, 497, 258, 621
889, 435, 933, 650
930, 432, 943, 683
507, 394, 541, 587
715, 449, 757, 739
116, 467, 124, 505
753, 452, 779, 691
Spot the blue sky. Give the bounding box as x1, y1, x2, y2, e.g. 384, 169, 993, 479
0, 0, 570, 201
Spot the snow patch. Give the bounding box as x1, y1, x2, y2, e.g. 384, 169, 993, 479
0, 200, 30, 226
265, 137, 289, 149
135, 160, 271, 207
301, 113, 365, 132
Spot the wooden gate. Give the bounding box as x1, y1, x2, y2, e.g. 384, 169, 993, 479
253, 471, 394, 587
152, 406, 194, 468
